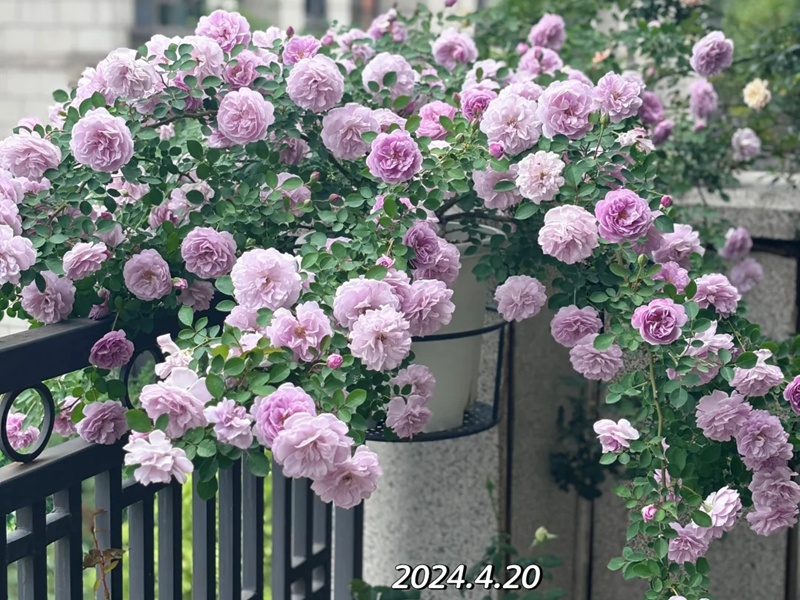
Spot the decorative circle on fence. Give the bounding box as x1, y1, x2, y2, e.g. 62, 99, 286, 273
121, 347, 164, 409
0, 383, 56, 463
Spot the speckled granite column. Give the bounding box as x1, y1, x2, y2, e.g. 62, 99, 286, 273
362, 326, 502, 599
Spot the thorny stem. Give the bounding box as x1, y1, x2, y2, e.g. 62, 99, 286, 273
649, 352, 667, 496
90, 511, 112, 600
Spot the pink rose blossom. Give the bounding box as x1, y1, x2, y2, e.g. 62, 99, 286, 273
386, 395, 431, 438
20, 270, 75, 324
217, 88, 274, 145
750, 466, 800, 511
0, 225, 36, 285
321, 103, 380, 160
494, 275, 547, 322
368, 10, 407, 42
204, 398, 254, 449
181, 227, 237, 279
366, 130, 423, 184
732, 127, 761, 162
570, 334, 624, 381
639, 91, 664, 125
652, 223, 705, 268
6, 412, 40, 450
653, 262, 690, 293
123, 249, 172, 301
528, 13, 566, 51
53, 396, 80, 437
701, 486, 742, 538
538, 205, 599, 264
287, 55, 345, 113
693, 273, 741, 317
550, 305, 602, 348
311, 445, 382, 508
668, 522, 711, 563
251, 383, 317, 447
596, 189, 653, 242
399, 279, 455, 337
0, 133, 62, 179
349, 306, 411, 371
89, 330, 134, 369
729, 257, 763, 293
337, 29, 375, 63
735, 408, 792, 471
124, 430, 193, 484
413, 239, 461, 285
689, 79, 718, 121
223, 49, 268, 89
139, 367, 212, 438
690, 31, 734, 77
231, 248, 302, 311
195, 9, 251, 52
390, 364, 436, 401
333, 277, 400, 329
719, 228, 752, 262
695, 390, 751, 442
327, 354, 343, 369
537, 80, 594, 140
362, 53, 416, 100
593, 418, 639, 453
460, 86, 498, 121
783, 376, 800, 415
62, 241, 107, 280
96, 48, 159, 100
731, 349, 784, 398
651, 119, 675, 145
432, 28, 478, 71
642, 505, 657, 521
472, 165, 522, 210
283, 35, 321, 65
266, 301, 333, 362
178, 280, 215, 311
76, 401, 128, 445
70, 108, 134, 173
593, 72, 644, 123
417, 101, 458, 140
480, 94, 541, 156
516, 151, 565, 203
272, 412, 352, 479
747, 504, 799, 536
253, 27, 286, 50
631, 298, 688, 345
518, 47, 563, 76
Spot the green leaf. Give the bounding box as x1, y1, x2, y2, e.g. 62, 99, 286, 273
515, 203, 537, 220
361, 131, 378, 145
346, 389, 367, 408
608, 557, 626, 571
246, 450, 272, 477
382, 71, 397, 87
125, 409, 153, 433
594, 333, 616, 350
196, 476, 218, 500
201, 75, 222, 88
215, 275, 234, 296
186, 140, 204, 160
53, 89, 70, 103
691, 510, 713, 528
280, 176, 303, 190
225, 357, 246, 377
205, 373, 226, 400
654, 215, 674, 233
493, 179, 517, 192
735, 351, 758, 369
365, 265, 388, 280
197, 439, 217, 457
405, 115, 421, 134
600, 453, 617, 465
155, 414, 170, 431
178, 305, 194, 327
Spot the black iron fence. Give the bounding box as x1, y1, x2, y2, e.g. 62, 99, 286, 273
0, 317, 362, 599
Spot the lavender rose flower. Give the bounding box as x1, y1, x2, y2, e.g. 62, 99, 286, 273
287, 55, 344, 113
783, 376, 800, 415
96, 48, 158, 100
413, 239, 461, 285
593, 72, 644, 123
362, 53, 416, 100
181, 227, 237, 279
528, 13, 566, 51
537, 80, 594, 140
54, 396, 79, 437
731, 349, 784, 398
337, 28, 375, 63
735, 408, 792, 470
732, 127, 761, 162
570, 334, 624, 381
668, 523, 711, 564
216, 88, 274, 145
62, 241, 107, 280
690, 31, 734, 77
391, 364, 436, 401
651, 119, 674, 145
251, 383, 317, 447
195, 9, 251, 52
272, 412, 352, 479
417, 101, 458, 140
89, 330, 135, 369
550, 305, 602, 348
472, 165, 522, 210
76, 401, 128, 445
6, 412, 39, 450
494, 275, 547, 322
693, 273, 741, 317
729, 257, 763, 293
638, 91, 664, 125
701, 486, 742, 538
695, 390, 751, 442
652, 223, 705, 268
283, 35, 321, 65
689, 79, 718, 121
400, 279, 455, 337
124, 430, 193, 485
595, 189, 653, 242
750, 466, 800, 510
593, 418, 639, 453
311, 445, 382, 508
231, 248, 301, 311
204, 399, 254, 449
366, 130, 422, 184
652, 262, 689, 294
20, 270, 75, 324
368, 10, 407, 42
386, 395, 431, 438
499, 80, 544, 102
460, 86, 498, 121
631, 298, 688, 345
266, 301, 333, 361
480, 94, 541, 155
140, 367, 211, 438
123, 249, 172, 301
719, 226, 752, 261
518, 47, 563, 76
432, 28, 478, 71
178, 281, 215, 311
0, 133, 62, 179
321, 103, 380, 161
747, 504, 799, 536
333, 277, 399, 328
70, 108, 134, 173
349, 306, 411, 371
0, 225, 36, 285
538, 205, 599, 264
516, 151, 565, 203
223, 49, 268, 90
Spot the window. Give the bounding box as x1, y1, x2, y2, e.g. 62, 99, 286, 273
133, 0, 205, 46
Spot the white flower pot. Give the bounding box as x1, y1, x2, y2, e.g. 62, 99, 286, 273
412, 249, 490, 432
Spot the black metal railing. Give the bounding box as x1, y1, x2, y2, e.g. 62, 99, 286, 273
0, 317, 362, 599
